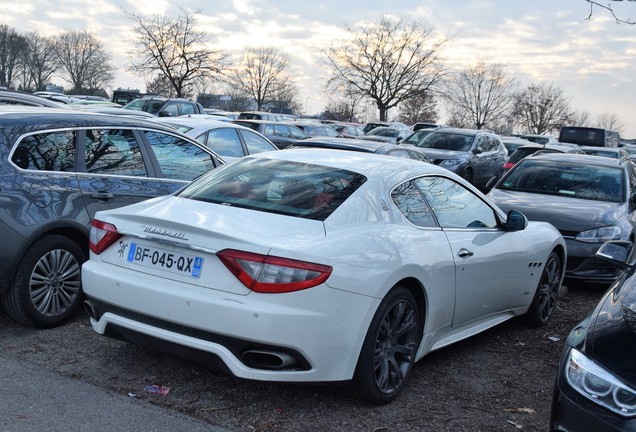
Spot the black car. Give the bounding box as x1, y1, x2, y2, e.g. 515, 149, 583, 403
499, 142, 584, 177
288, 137, 431, 163
122, 96, 205, 117
232, 119, 309, 149
550, 240, 636, 431
412, 127, 508, 188
0, 107, 224, 328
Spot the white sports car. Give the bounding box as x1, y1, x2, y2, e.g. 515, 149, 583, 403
82, 149, 566, 404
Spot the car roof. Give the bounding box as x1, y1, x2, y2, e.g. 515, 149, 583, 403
518, 143, 581, 152
0, 90, 69, 109
0, 107, 184, 132
253, 148, 449, 179
292, 137, 397, 152
527, 152, 627, 167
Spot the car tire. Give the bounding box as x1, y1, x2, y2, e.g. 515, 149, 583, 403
2, 235, 86, 328
526, 251, 562, 326
462, 168, 474, 183
352, 286, 421, 404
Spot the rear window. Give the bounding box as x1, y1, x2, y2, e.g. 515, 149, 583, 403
498, 159, 625, 203
178, 158, 366, 220
559, 127, 606, 147
415, 132, 474, 152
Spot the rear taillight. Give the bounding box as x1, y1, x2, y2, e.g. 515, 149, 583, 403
217, 249, 332, 293
502, 161, 515, 170
89, 219, 122, 254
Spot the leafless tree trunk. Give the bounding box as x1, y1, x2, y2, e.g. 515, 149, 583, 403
512, 83, 573, 134
0, 25, 27, 89
397, 92, 439, 125
20, 32, 59, 92
124, 7, 227, 98
441, 62, 517, 130
585, 0, 636, 24
229, 46, 291, 111
324, 15, 449, 121
54, 30, 114, 93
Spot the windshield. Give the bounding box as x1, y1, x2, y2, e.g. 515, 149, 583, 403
498, 159, 625, 203
178, 158, 366, 220
416, 132, 474, 152
124, 99, 164, 114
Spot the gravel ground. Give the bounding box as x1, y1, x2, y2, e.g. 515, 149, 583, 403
0, 281, 604, 431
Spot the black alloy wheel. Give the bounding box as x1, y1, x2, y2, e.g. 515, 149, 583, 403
352, 286, 421, 404
526, 251, 562, 326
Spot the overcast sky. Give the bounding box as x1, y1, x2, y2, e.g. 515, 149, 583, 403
3, 0, 636, 136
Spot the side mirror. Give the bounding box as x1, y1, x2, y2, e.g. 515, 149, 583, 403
596, 240, 633, 270
158, 110, 172, 117
505, 210, 527, 231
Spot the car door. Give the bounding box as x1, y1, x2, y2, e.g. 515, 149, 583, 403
416, 176, 531, 326
76, 128, 177, 215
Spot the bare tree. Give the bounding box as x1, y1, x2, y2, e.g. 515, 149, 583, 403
512, 83, 573, 134
442, 62, 517, 130
20, 32, 60, 92
145, 74, 177, 97
221, 84, 254, 112
124, 7, 227, 98
570, 109, 593, 127
585, 0, 636, 24
268, 79, 302, 114
397, 91, 439, 125
54, 30, 114, 92
596, 112, 625, 134
324, 15, 449, 121
0, 25, 27, 88
228, 46, 291, 110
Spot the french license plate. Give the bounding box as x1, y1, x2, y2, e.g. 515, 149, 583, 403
126, 242, 203, 278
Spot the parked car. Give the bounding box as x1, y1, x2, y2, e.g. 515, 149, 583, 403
559, 126, 620, 148
0, 89, 68, 109
550, 240, 636, 431
237, 111, 282, 121
232, 119, 309, 149
293, 122, 342, 138
500, 136, 534, 155
0, 107, 225, 328
287, 137, 432, 163
359, 126, 412, 144
411, 127, 508, 188
122, 96, 205, 117
401, 128, 438, 146
579, 146, 629, 160
488, 153, 636, 283
82, 148, 565, 404
155, 117, 278, 160
362, 121, 409, 134
498, 142, 585, 178
520, 134, 559, 145
330, 123, 365, 139
411, 122, 442, 132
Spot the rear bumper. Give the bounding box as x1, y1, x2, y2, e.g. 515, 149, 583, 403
82, 260, 378, 382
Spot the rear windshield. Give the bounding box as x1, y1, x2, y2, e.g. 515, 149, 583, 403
177, 158, 366, 220
559, 127, 605, 147
498, 159, 625, 203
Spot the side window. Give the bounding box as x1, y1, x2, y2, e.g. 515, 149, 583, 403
162, 102, 179, 117
387, 149, 411, 159
143, 131, 219, 181
391, 180, 437, 227
179, 102, 196, 116
264, 125, 276, 135
474, 135, 488, 153
274, 125, 290, 138
241, 130, 276, 154
12, 131, 76, 172
629, 166, 636, 200
85, 129, 147, 176
416, 176, 498, 228
205, 128, 244, 157
289, 125, 307, 139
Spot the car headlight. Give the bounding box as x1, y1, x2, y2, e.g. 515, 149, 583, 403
441, 159, 462, 166
565, 349, 636, 417
575, 226, 622, 243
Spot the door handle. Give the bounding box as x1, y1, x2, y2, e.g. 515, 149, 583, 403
91, 191, 115, 200
458, 248, 474, 258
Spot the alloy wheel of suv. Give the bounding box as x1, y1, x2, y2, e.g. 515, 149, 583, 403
2, 235, 86, 328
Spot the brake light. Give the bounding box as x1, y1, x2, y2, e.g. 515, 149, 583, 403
502, 161, 515, 170
89, 219, 122, 254
217, 249, 332, 293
